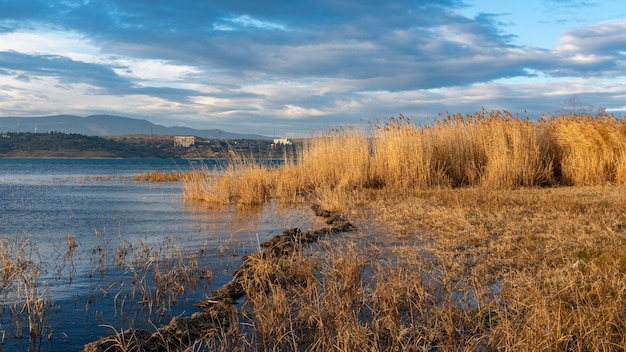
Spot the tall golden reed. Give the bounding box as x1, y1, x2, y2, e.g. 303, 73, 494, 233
182, 111, 626, 209
474, 111, 554, 188
373, 111, 555, 189
300, 127, 372, 210
544, 114, 626, 185
181, 152, 273, 206
372, 115, 440, 189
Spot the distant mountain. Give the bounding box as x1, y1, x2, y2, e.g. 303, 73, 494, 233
0, 115, 271, 139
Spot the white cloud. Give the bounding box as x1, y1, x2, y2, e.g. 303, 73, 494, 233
2, 1, 626, 135
281, 104, 326, 118
111, 58, 199, 83
0, 28, 99, 62
556, 20, 626, 54
214, 15, 288, 31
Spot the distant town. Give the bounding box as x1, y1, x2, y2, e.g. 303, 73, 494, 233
0, 132, 297, 159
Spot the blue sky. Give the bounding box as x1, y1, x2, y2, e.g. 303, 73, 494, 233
0, 0, 625, 136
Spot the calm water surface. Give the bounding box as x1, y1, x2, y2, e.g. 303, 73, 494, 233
0, 158, 319, 351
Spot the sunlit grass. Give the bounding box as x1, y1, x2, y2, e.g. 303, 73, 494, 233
89, 111, 626, 350
132, 170, 182, 182
182, 111, 626, 211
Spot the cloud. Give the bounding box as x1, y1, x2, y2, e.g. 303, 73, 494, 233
0, 51, 204, 102
557, 20, 626, 55
0, 50, 131, 89
0, 0, 625, 136
0, 1, 533, 92
15, 74, 30, 82
214, 15, 289, 31
548, 20, 626, 76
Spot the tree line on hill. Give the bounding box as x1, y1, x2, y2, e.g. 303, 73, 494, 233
0, 132, 294, 158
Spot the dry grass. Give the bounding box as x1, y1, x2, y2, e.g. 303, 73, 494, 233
170, 111, 626, 350
0, 237, 52, 343
132, 171, 182, 183
181, 155, 273, 207
177, 185, 626, 351
365, 186, 626, 350
182, 112, 626, 211
182, 167, 234, 204
544, 115, 626, 185
87, 191, 626, 350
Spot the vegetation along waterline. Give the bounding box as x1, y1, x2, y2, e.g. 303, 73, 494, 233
86, 111, 626, 350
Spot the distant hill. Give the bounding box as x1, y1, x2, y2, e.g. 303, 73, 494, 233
0, 132, 288, 158
0, 115, 270, 139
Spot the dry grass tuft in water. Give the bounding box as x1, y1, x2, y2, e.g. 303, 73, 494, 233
132, 171, 183, 183
181, 156, 273, 206
0, 237, 53, 344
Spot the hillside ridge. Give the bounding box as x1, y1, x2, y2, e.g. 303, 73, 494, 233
0, 115, 271, 139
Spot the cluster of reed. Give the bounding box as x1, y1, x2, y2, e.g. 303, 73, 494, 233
83, 235, 211, 328
132, 171, 182, 183
170, 111, 626, 350
182, 111, 626, 210
0, 236, 53, 345
0, 230, 211, 349
182, 154, 274, 206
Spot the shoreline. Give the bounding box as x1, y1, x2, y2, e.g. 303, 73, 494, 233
83, 205, 356, 351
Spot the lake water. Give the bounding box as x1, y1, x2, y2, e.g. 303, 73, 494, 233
0, 158, 321, 351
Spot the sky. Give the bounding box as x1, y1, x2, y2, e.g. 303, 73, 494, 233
0, 0, 625, 136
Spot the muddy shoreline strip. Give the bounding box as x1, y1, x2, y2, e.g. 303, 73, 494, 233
83, 205, 356, 352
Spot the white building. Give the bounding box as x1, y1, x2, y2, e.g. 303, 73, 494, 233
174, 136, 195, 148
273, 138, 292, 145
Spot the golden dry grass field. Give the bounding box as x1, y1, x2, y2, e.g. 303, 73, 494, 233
175, 111, 626, 351
94, 111, 626, 351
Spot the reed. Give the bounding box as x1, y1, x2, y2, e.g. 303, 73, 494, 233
372, 115, 440, 189
476, 111, 554, 188
182, 112, 626, 211
544, 114, 626, 185
182, 167, 234, 204
201, 185, 626, 351
300, 127, 372, 189
181, 154, 274, 207
107, 237, 210, 323
0, 237, 53, 343
132, 170, 182, 183
90, 110, 626, 350
272, 152, 307, 205
232, 162, 273, 207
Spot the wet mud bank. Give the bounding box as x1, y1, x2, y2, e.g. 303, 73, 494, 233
83, 205, 356, 352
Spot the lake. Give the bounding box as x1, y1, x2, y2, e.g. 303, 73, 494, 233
0, 158, 321, 351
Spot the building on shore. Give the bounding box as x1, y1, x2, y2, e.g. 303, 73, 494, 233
272, 138, 292, 146
174, 136, 195, 148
